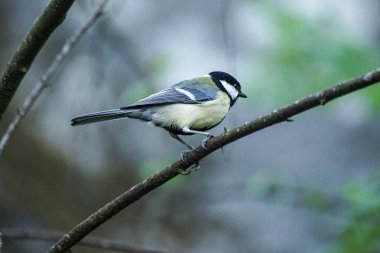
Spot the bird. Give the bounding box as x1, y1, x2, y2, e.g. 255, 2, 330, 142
71, 71, 246, 167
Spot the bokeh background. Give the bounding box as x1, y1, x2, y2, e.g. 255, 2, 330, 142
1, 0, 380, 252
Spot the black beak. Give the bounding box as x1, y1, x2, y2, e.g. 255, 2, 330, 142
238, 91, 247, 98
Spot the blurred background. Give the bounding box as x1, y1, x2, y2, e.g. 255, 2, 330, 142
1, 0, 380, 252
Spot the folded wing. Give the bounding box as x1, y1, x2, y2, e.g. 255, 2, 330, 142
121, 83, 218, 110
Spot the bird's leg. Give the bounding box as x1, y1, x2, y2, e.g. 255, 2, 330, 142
181, 128, 215, 150
169, 132, 200, 174
169, 132, 194, 150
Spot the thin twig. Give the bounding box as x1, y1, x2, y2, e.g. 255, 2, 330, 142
0, 0, 109, 157
48, 67, 380, 253
0, 0, 75, 120
1, 228, 172, 253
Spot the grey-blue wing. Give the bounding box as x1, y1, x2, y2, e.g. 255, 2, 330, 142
121, 85, 217, 110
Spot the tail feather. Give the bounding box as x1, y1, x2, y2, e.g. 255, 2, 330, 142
71, 109, 129, 126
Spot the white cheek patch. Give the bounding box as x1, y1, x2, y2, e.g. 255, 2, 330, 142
175, 88, 196, 101
220, 80, 239, 100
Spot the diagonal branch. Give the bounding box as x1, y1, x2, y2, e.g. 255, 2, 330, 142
0, 0, 75, 121
0, 0, 109, 157
1, 227, 172, 253
48, 67, 380, 253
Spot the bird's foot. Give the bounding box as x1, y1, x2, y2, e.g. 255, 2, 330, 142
179, 163, 201, 175
179, 149, 200, 175
180, 149, 192, 161
201, 134, 215, 150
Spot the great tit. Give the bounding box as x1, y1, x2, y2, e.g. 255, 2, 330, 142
71, 71, 247, 151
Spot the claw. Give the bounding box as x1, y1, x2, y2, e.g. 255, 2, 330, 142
179, 162, 200, 175
191, 163, 201, 171
179, 167, 192, 175
180, 149, 191, 162
179, 149, 201, 175
201, 134, 215, 150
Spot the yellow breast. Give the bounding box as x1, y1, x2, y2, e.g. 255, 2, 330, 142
152, 92, 230, 131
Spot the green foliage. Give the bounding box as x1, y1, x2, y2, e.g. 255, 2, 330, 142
331, 175, 380, 253
245, 3, 380, 110
242, 4, 380, 251
148, 53, 171, 75
120, 80, 154, 104
119, 54, 170, 104
248, 171, 380, 252
247, 172, 332, 212
304, 189, 331, 212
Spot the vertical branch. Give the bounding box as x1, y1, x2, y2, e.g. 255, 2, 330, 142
0, 0, 109, 157
0, 0, 75, 120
